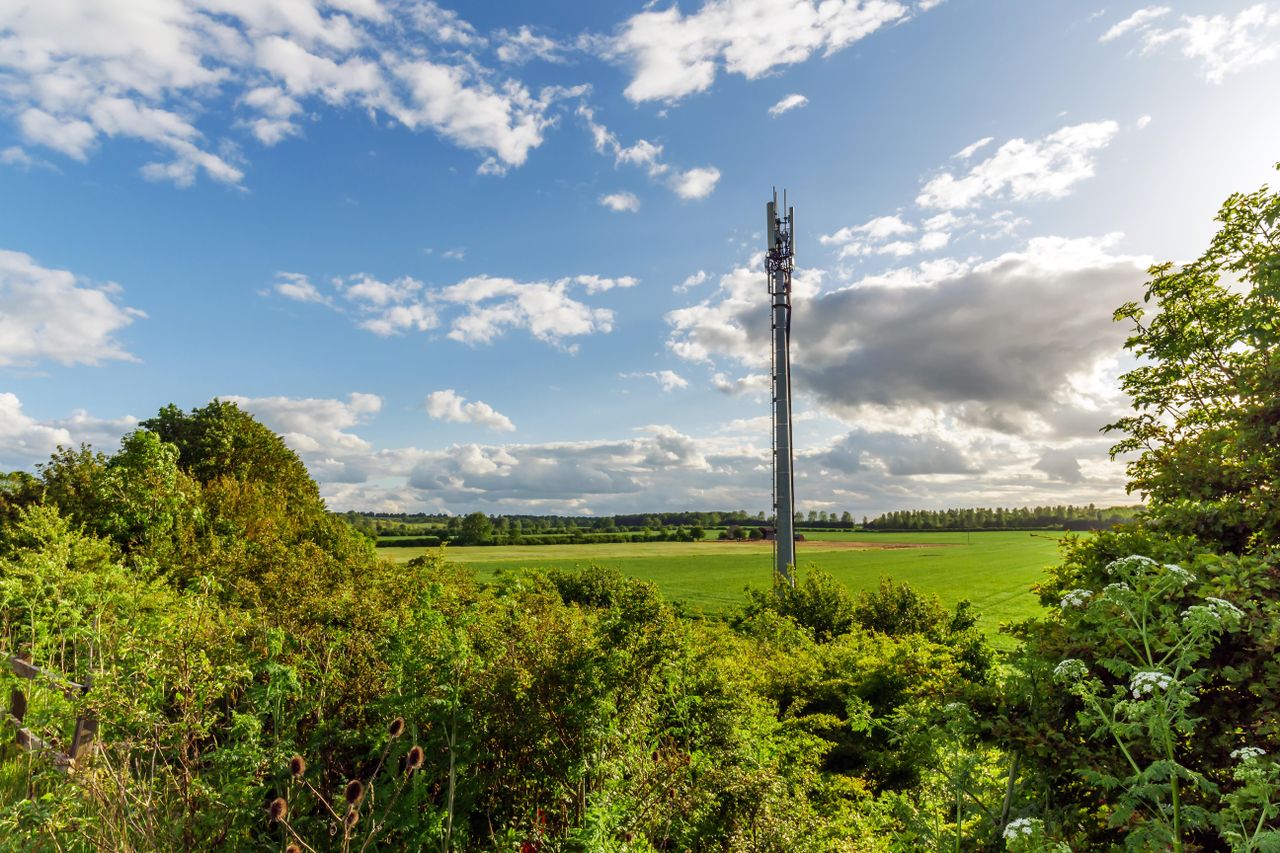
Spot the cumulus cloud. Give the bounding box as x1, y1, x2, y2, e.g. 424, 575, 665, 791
605, 0, 931, 103
1100, 4, 1280, 82
494, 26, 568, 64
0, 393, 73, 467
426, 389, 516, 432
917, 121, 1120, 209
819, 213, 957, 260
768, 93, 808, 117
622, 370, 689, 391
0, 0, 584, 184
224, 392, 381, 455
600, 191, 641, 212
670, 166, 721, 199
668, 234, 1149, 439
273, 269, 637, 350
0, 249, 144, 367
439, 276, 618, 350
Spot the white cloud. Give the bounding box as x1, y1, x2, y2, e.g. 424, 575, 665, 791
768, 93, 808, 117
225, 392, 381, 455
272, 269, 635, 350
273, 271, 331, 305
1108, 5, 1280, 82
442, 248, 466, 260
438, 275, 627, 350
426, 389, 516, 432
580, 103, 731, 201
821, 214, 916, 256
0, 0, 582, 184
600, 191, 641, 212
669, 166, 721, 199
0, 249, 144, 367
821, 214, 955, 259
606, 0, 929, 103
1099, 6, 1171, 42
676, 269, 709, 292
916, 120, 1120, 209
1136, 114, 1153, 129
622, 370, 689, 391
0, 393, 73, 467
953, 136, 995, 159
495, 26, 567, 64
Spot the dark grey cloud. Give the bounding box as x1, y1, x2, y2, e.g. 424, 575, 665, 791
792, 240, 1145, 422
1035, 448, 1085, 483
811, 430, 982, 477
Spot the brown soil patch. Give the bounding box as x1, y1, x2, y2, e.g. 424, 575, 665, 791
713, 539, 958, 550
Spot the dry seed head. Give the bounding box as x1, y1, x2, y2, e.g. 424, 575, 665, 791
344, 779, 365, 806
268, 797, 288, 822
285, 845, 302, 853
345, 808, 360, 830
288, 755, 306, 778
406, 745, 424, 773
388, 717, 405, 739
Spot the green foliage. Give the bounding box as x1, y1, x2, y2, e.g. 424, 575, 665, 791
1108, 164, 1280, 553
740, 567, 856, 641
456, 511, 493, 546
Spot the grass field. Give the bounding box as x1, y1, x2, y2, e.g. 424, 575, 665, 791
384, 530, 1069, 644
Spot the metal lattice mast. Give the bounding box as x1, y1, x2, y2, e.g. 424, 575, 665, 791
767, 190, 796, 585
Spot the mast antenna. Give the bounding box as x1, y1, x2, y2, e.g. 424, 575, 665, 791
766, 189, 796, 586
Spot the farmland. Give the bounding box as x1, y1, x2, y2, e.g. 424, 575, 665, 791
382, 529, 1067, 640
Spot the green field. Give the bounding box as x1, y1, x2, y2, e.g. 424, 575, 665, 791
384, 530, 1069, 643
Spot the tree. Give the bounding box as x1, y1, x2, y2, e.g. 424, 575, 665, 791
458, 512, 493, 545
1107, 164, 1280, 553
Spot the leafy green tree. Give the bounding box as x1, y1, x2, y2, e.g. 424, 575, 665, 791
458, 511, 493, 545
1108, 165, 1280, 553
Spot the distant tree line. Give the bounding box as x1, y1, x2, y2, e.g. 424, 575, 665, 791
862, 503, 1141, 531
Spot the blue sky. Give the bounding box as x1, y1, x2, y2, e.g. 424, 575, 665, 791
2, 0, 1278, 515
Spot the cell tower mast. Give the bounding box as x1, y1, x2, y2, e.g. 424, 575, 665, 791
767, 190, 796, 586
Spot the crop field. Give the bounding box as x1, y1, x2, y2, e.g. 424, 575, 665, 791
384, 530, 1069, 642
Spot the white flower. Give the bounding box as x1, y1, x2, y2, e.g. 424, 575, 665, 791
1060, 589, 1093, 609
1054, 659, 1089, 682
1130, 671, 1174, 699
1102, 582, 1131, 599
1003, 817, 1042, 841
1106, 555, 1158, 577
1182, 596, 1244, 630
1163, 564, 1196, 586
1204, 597, 1244, 618
1231, 746, 1266, 763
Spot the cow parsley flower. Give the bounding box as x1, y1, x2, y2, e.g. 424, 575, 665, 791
1060, 589, 1093, 609
1130, 671, 1174, 699
1003, 817, 1041, 841
1106, 555, 1158, 577
1054, 659, 1089, 682
1231, 746, 1266, 763
1182, 596, 1244, 631
1162, 563, 1196, 586
1102, 581, 1131, 599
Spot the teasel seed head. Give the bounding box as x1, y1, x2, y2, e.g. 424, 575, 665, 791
406, 744, 424, 773
288, 755, 306, 778
268, 797, 288, 822
388, 716, 405, 739
344, 779, 365, 806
